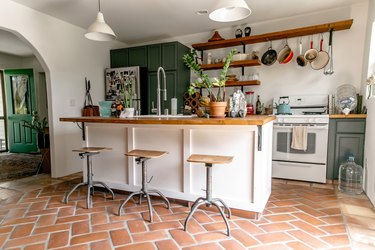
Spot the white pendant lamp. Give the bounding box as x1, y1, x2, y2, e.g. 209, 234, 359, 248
85, 0, 117, 41
209, 0, 251, 22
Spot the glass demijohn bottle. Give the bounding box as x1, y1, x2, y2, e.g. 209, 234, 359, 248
338, 156, 363, 195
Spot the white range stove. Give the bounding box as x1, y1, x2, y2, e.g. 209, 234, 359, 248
272, 95, 329, 183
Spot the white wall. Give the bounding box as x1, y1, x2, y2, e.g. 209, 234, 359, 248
0, 0, 125, 177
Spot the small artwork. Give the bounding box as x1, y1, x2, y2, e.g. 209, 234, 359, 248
105, 67, 138, 101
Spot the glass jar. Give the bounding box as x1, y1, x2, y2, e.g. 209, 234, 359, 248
338, 156, 363, 195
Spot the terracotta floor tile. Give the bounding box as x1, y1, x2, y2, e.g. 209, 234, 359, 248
287, 229, 329, 249
91, 212, 108, 225
2, 217, 37, 226
3, 233, 48, 248
272, 200, 301, 206
203, 221, 236, 233
28, 201, 47, 211
319, 224, 347, 234
194, 231, 228, 243
320, 215, 345, 224
47, 230, 69, 248
155, 239, 180, 250
320, 234, 350, 246
180, 218, 205, 234
231, 229, 259, 247
148, 220, 181, 231
0, 225, 13, 234
267, 206, 299, 214
290, 220, 327, 236
319, 207, 342, 215
56, 214, 89, 224
116, 242, 155, 250
161, 212, 189, 221
255, 231, 293, 244
24, 243, 45, 250
92, 221, 125, 232
182, 242, 223, 250
259, 222, 295, 232
132, 230, 168, 242
263, 213, 296, 222
250, 243, 291, 250
36, 214, 56, 227
10, 223, 34, 239
169, 229, 196, 246
72, 221, 90, 236
127, 219, 147, 233
234, 220, 264, 234
90, 240, 113, 250
294, 204, 326, 217
219, 239, 246, 250
192, 210, 214, 223
292, 212, 326, 226
70, 231, 108, 245
286, 241, 313, 250
109, 229, 131, 246
33, 223, 70, 234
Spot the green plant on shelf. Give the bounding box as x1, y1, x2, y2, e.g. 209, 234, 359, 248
22, 111, 48, 133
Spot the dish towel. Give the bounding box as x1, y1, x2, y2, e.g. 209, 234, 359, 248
291, 126, 308, 151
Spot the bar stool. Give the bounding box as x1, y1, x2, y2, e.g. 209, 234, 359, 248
184, 154, 233, 236
64, 147, 115, 209
118, 149, 170, 222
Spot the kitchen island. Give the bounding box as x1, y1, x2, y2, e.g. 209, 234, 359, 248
60, 115, 275, 217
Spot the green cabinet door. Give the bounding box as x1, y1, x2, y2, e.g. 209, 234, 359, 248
326, 118, 366, 179
162, 42, 178, 71
148, 44, 162, 72
128, 46, 148, 67
4, 69, 37, 153
110, 48, 129, 68
148, 71, 176, 114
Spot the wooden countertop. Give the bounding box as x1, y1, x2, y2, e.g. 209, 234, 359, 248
60, 115, 276, 126
329, 114, 367, 119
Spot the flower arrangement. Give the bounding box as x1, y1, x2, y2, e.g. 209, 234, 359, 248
182, 48, 237, 102
22, 111, 48, 133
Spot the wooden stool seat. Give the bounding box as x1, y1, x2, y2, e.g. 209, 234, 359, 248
64, 146, 114, 209
72, 147, 112, 153
184, 153, 233, 236
118, 149, 170, 222
187, 154, 233, 165
125, 149, 168, 159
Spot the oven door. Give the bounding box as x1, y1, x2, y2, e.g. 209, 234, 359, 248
272, 124, 328, 164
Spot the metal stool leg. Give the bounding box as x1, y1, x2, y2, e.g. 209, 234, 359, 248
118, 191, 142, 216
145, 193, 153, 222
93, 181, 115, 199
213, 198, 232, 218
184, 197, 206, 231
149, 189, 170, 209
212, 201, 231, 236
64, 182, 86, 204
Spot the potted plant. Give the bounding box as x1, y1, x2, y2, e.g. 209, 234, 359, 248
22, 111, 49, 149
182, 48, 237, 117
120, 77, 135, 118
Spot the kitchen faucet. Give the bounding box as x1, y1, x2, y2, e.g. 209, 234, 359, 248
152, 66, 167, 115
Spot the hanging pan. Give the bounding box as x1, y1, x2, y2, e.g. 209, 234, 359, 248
304, 35, 318, 63
311, 34, 330, 70
261, 41, 277, 66
296, 38, 307, 67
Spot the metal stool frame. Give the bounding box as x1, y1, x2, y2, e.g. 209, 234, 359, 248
64, 151, 115, 209
184, 163, 232, 236
118, 156, 170, 222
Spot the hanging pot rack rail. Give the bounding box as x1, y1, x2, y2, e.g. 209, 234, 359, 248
192, 19, 353, 51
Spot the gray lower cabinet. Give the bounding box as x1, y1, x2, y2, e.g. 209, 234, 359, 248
327, 118, 366, 179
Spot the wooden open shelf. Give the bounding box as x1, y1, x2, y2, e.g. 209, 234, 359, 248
192, 19, 353, 51
199, 80, 261, 89
200, 59, 261, 70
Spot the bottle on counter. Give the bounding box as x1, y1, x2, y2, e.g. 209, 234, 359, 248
256, 95, 262, 115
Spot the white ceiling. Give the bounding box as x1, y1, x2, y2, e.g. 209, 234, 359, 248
1, 0, 366, 57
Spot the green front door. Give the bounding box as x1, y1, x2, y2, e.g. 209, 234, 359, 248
4, 69, 37, 153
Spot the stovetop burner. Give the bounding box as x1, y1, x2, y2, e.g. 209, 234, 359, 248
275, 113, 292, 115
302, 111, 327, 115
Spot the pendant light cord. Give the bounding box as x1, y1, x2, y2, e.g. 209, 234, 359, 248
98, 0, 101, 12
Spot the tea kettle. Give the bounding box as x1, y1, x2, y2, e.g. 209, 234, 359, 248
275, 96, 291, 114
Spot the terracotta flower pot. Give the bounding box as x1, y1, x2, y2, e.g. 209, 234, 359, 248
209, 101, 227, 118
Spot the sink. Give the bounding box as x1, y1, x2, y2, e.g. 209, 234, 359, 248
135, 114, 195, 118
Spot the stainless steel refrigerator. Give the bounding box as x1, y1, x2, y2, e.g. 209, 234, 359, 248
105, 66, 148, 115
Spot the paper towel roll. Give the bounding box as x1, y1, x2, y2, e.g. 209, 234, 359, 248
171, 98, 177, 115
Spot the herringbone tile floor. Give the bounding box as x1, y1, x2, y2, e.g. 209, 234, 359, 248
0, 174, 373, 249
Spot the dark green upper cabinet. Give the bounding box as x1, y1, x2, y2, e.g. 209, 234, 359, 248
128, 46, 148, 67
110, 48, 129, 68
147, 44, 162, 72
162, 42, 178, 71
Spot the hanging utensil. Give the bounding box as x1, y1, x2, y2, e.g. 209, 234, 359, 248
324, 29, 334, 75
311, 33, 330, 70
261, 40, 277, 66
296, 37, 307, 67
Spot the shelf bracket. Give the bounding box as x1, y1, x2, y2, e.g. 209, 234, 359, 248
257, 125, 262, 151
75, 122, 86, 141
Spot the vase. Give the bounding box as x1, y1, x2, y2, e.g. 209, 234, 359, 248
209, 101, 227, 118
120, 107, 135, 118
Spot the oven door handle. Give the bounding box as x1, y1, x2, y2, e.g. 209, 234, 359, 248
273, 124, 329, 130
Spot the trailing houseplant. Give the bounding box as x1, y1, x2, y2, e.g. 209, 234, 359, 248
22, 111, 49, 148
182, 48, 237, 102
